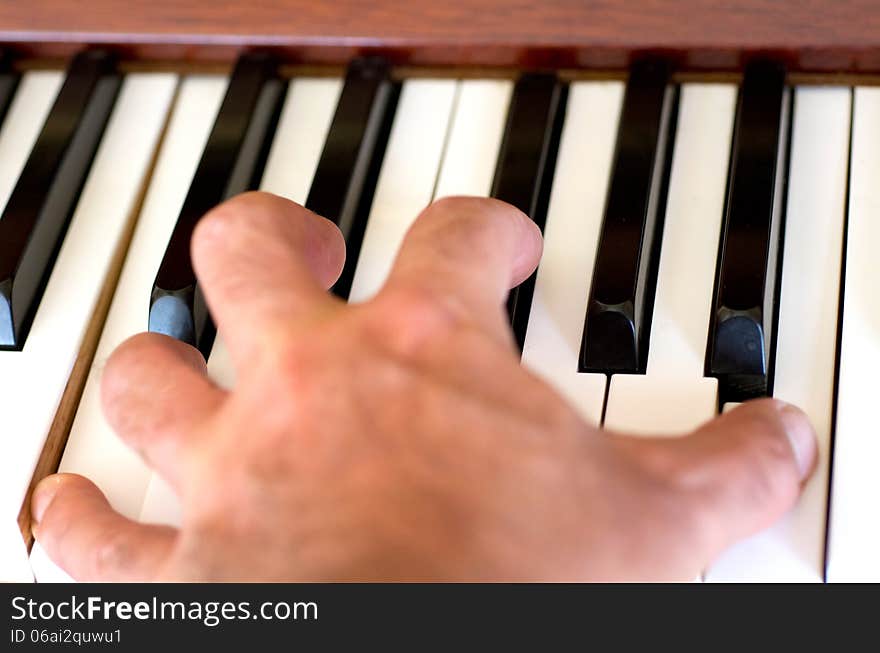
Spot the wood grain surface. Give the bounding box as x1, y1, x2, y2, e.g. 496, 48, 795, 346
0, 1, 878, 72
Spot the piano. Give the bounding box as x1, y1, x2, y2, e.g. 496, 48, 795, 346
0, 0, 877, 582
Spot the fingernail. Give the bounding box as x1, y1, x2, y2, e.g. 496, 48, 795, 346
777, 403, 817, 481
31, 476, 62, 525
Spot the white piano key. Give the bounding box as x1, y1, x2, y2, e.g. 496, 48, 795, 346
433, 79, 512, 199
139, 474, 181, 527
348, 79, 457, 303
28, 541, 73, 583
0, 73, 177, 582
707, 87, 850, 583
641, 85, 738, 378
0, 71, 63, 217
603, 84, 737, 435
57, 75, 222, 517
27, 76, 223, 583
604, 376, 719, 435
0, 520, 33, 582
0, 73, 66, 551
827, 87, 880, 583
601, 85, 733, 585
520, 81, 624, 425
257, 78, 343, 206
141, 78, 344, 528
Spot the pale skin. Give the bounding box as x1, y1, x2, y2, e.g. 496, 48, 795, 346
31, 193, 817, 581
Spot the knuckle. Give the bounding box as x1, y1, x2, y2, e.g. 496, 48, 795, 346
264, 335, 351, 421
606, 441, 713, 550
268, 340, 319, 397
90, 529, 134, 579
371, 286, 469, 360
627, 442, 706, 499
677, 414, 800, 515
631, 443, 682, 483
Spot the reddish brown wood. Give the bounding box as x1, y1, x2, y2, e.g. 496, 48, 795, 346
1, 0, 880, 72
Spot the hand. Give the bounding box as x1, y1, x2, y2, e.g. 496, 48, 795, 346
30, 192, 817, 581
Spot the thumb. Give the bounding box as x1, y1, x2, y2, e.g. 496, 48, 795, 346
614, 398, 817, 567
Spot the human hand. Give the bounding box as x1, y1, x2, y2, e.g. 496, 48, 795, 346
31, 192, 817, 581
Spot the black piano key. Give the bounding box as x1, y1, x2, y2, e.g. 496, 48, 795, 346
706, 61, 791, 402
305, 57, 400, 300
0, 51, 20, 129
491, 73, 567, 350
0, 50, 120, 350
149, 52, 285, 359
579, 60, 678, 375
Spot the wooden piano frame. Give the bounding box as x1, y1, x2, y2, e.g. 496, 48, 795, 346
2, 0, 880, 77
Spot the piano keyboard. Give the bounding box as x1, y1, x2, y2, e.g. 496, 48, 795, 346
0, 51, 875, 582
